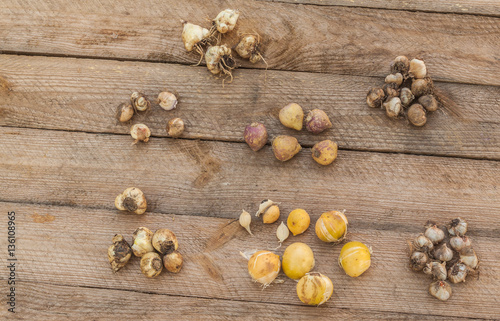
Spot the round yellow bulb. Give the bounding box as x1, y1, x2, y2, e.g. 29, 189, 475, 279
315, 211, 348, 243
287, 209, 310, 236
339, 241, 371, 277
282, 242, 315, 280
296, 272, 334, 306
248, 250, 281, 286
262, 205, 280, 224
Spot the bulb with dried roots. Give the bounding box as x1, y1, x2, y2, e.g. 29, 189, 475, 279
181, 21, 211, 65
213, 9, 240, 34
205, 45, 236, 83
235, 34, 265, 64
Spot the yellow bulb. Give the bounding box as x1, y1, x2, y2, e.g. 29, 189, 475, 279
287, 209, 310, 236
282, 242, 315, 280
262, 205, 280, 224
315, 211, 348, 243
296, 272, 334, 306
248, 250, 281, 286
339, 241, 371, 277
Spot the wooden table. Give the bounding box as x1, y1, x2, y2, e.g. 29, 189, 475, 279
1, 1, 499, 319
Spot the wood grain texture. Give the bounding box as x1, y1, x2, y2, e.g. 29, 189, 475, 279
0, 127, 498, 233
260, 0, 500, 17
0, 202, 498, 319
0, 0, 499, 86
0, 282, 485, 321
1, 55, 499, 159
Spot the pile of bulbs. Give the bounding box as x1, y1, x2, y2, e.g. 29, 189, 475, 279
239, 200, 372, 306
181, 9, 266, 83
115, 91, 185, 144
108, 227, 184, 277
244, 103, 338, 165
366, 56, 439, 126
409, 218, 479, 301
110, 188, 184, 277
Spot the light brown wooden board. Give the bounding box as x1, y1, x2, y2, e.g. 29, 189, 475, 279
0, 127, 498, 233
0, 202, 498, 319
0, 282, 484, 321
0, 0, 499, 86
1, 55, 499, 159
259, 0, 500, 17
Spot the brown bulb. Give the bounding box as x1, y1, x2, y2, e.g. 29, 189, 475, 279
116, 103, 134, 122
163, 251, 184, 273
407, 104, 427, 127
366, 87, 385, 108
167, 118, 185, 137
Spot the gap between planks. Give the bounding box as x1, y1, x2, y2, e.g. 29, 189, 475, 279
257, 0, 500, 18
0, 281, 486, 320
0, 0, 499, 86
1, 123, 498, 162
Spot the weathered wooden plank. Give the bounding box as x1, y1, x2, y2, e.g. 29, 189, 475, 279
0, 127, 498, 233
1, 282, 485, 320
1, 55, 499, 159
0, 0, 499, 86
260, 0, 500, 17
0, 202, 498, 319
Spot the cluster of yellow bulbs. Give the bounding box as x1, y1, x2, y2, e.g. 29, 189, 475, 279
240, 202, 372, 306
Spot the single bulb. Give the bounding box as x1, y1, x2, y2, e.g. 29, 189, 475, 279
152, 228, 179, 255
107, 234, 132, 273
315, 210, 348, 243
282, 242, 315, 280
114, 187, 147, 214
432, 243, 453, 262
429, 281, 452, 301
413, 234, 434, 252
287, 209, 310, 236
131, 227, 155, 257
239, 209, 252, 235
423, 261, 447, 281
296, 272, 333, 306
410, 251, 429, 271
339, 241, 371, 277
163, 251, 183, 273
247, 250, 281, 286
448, 217, 467, 236
140, 252, 163, 278
424, 225, 445, 244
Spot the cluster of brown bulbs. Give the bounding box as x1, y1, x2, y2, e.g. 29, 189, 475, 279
409, 218, 479, 301
115, 91, 185, 144
109, 187, 184, 277
108, 227, 183, 278
181, 9, 266, 84
366, 56, 439, 126
244, 103, 338, 166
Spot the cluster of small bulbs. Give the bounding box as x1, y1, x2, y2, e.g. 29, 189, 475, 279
409, 218, 479, 301
181, 9, 266, 83
110, 188, 184, 277
115, 91, 185, 144
244, 103, 338, 165
239, 201, 372, 306
366, 56, 439, 126
108, 227, 183, 277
